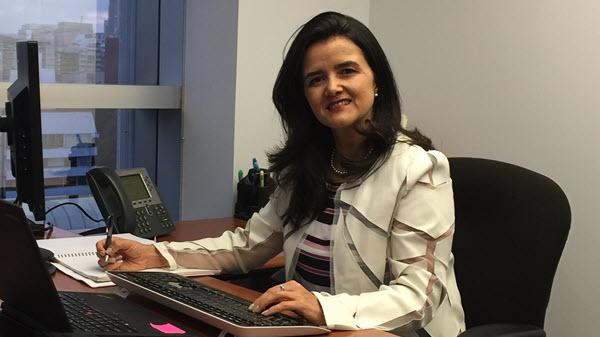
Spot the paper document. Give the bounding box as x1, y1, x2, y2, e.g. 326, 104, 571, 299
37, 233, 218, 284
52, 262, 116, 288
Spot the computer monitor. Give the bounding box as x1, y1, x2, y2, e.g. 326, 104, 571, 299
0, 41, 46, 233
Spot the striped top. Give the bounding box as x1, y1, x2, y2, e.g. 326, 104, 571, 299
293, 182, 339, 293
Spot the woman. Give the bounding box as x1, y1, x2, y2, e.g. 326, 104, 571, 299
97, 11, 465, 336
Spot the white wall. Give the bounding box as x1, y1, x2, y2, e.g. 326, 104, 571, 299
180, 0, 238, 219
233, 0, 369, 186
370, 1, 599, 336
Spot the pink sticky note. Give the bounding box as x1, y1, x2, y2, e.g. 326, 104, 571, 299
149, 322, 187, 334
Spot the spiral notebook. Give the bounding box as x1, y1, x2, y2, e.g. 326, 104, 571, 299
37, 233, 217, 284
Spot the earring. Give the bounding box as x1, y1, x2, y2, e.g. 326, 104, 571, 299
374, 89, 379, 97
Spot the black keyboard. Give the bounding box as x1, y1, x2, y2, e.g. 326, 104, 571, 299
59, 292, 138, 334
110, 271, 305, 327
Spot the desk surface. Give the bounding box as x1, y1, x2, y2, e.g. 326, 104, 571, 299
48, 218, 396, 337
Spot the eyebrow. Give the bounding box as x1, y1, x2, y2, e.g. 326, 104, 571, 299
335, 61, 360, 70
304, 61, 361, 81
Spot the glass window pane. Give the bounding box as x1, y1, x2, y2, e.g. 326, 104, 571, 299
0, 1, 168, 232
0, 107, 153, 232
0, 0, 137, 85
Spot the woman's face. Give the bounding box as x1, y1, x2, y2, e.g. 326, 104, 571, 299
303, 36, 377, 135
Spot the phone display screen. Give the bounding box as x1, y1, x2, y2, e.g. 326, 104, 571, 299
120, 174, 150, 201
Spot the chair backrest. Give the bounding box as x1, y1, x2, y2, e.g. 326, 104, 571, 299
449, 157, 570, 329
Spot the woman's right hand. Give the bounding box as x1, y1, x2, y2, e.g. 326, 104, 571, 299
95, 237, 169, 271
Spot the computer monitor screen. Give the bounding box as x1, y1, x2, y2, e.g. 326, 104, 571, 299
0, 41, 45, 223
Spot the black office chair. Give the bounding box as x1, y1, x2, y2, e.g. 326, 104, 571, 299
449, 157, 570, 337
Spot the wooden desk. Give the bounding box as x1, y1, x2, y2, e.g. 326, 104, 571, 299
49, 219, 396, 337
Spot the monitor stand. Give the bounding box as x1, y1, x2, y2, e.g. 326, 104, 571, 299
29, 222, 46, 237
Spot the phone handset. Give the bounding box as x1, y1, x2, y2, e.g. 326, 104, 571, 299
86, 166, 175, 238
86, 167, 137, 235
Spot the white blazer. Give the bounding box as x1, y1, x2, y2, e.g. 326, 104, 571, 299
155, 140, 465, 337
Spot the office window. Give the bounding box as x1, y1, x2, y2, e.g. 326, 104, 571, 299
0, 0, 132, 85
0, 0, 183, 231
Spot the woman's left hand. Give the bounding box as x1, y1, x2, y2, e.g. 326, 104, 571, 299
248, 280, 326, 326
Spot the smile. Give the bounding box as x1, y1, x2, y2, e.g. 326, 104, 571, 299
326, 99, 351, 111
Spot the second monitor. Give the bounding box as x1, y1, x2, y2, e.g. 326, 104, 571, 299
0, 40, 46, 235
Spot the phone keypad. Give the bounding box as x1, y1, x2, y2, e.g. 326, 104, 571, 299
135, 210, 152, 234
134, 204, 174, 236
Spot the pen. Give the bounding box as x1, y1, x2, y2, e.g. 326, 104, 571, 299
252, 158, 259, 173
238, 169, 244, 182
104, 216, 114, 263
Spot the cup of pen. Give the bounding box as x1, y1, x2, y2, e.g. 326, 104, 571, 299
234, 168, 275, 220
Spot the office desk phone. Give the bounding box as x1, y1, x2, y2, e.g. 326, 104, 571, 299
87, 167, 174, 238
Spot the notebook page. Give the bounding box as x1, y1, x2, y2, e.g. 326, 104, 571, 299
37, 233, 218, 284
38, 233, 154, 282
37, 233, 153, 256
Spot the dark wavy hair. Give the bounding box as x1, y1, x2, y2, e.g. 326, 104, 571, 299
268, 11, 433, 228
